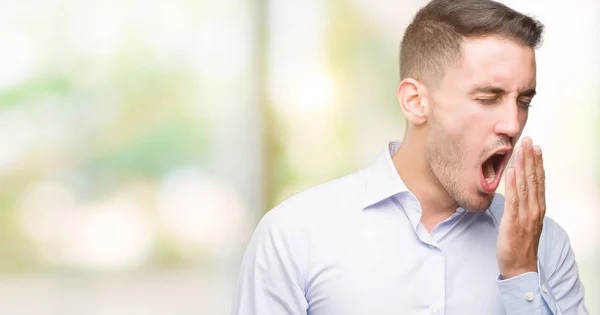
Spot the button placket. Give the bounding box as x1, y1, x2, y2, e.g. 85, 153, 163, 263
429, 304, 438, 314
525, 292, 534, 302
425, 248, 445, 315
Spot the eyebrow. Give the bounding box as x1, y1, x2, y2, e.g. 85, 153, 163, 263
472, 86, 505, 94
519, 88, 537, 98
471, 85, 537, 97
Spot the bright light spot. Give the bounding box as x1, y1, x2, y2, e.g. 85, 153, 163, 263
294, 73, 334, 115
17, 181, 78, 244
157, 167, 249, 257
271, 68, 335, 118
0, 31, 37, 88
59, 198, 153, 270
19, 183, 153, 270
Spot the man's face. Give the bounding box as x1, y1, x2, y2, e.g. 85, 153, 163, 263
425, 35, 537, 212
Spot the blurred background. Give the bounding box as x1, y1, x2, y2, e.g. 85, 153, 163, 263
0, 0, 597, 314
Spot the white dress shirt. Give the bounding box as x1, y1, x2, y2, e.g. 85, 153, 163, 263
232, 142, 588, 315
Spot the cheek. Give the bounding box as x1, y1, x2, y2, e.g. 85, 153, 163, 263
439, 103, 487, 135
520, 110, 529, 127
430, 95, 495, 140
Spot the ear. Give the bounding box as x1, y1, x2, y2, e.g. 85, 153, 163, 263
396, 78, 429, 125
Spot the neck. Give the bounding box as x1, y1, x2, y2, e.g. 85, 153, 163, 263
392, 131, 459, 231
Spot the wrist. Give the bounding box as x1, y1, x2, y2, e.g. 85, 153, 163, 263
499, 266, 538, 279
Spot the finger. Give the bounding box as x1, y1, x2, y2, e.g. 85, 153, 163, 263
515, 146, 528, 219
534, 145, 546, 216
523, 137, 539, 214
504, 167, 518, 218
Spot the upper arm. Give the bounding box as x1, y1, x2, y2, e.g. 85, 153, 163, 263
540, 217, 588, 314
231, 204, 309, 315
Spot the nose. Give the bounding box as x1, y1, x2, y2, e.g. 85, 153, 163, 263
494, 100, 523, 140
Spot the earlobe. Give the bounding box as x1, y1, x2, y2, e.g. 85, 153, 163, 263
397, 78, 428, 125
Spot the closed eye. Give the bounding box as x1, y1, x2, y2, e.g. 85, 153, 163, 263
476, 98, 500, 105
518, 98, 533, 109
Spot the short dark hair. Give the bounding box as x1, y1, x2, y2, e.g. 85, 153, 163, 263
399, 0, 544, 87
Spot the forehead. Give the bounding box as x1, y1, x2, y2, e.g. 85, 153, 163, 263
445, 35, 537, 92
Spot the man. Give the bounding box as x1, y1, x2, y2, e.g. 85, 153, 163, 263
231, 0, 588, 314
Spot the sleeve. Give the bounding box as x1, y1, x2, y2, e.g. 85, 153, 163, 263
230, 204, 309, 315
497, 270, 549, 315
496, 218, 588, 315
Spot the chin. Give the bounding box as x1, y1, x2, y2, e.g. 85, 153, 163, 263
460, 191, 495, 213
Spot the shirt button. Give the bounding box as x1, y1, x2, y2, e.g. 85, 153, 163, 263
429, 305, 437, 314
428, 244, 436, 249
541, 284, 548, 293
525, 292, 534, 302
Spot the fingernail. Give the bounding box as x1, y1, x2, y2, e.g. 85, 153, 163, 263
524, 138, 532, 148
517, 148, 523, 159
534, 146, 542, 155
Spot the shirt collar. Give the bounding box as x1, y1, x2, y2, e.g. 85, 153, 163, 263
361, 142, 410, 209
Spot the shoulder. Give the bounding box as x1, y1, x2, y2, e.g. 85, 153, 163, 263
246, 169, 367, 265
261, 168, 368, 228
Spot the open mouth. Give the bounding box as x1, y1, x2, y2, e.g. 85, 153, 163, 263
480, 148, 512, 193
